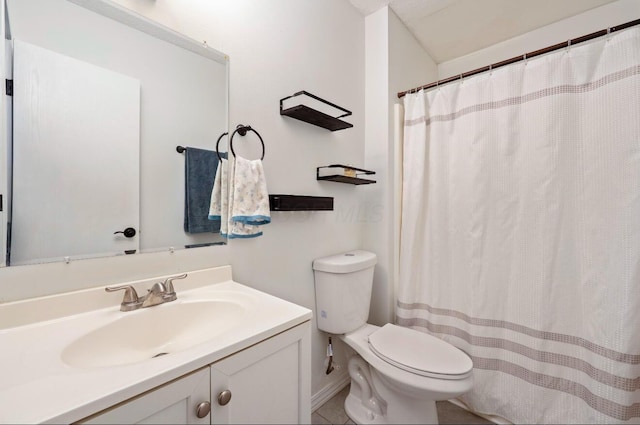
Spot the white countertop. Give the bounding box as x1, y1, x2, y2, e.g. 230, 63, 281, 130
0, 266, 312, 424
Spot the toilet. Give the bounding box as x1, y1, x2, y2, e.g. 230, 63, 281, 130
313, 250, 473, 424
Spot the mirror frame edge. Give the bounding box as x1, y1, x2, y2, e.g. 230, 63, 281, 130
67, 0, 227, 65
1, 0, 8, 267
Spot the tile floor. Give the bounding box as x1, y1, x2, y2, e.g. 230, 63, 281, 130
312, 385, 492, 424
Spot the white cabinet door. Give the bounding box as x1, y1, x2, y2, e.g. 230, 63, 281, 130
210, 322, 311, 425
79, 368, 210, 425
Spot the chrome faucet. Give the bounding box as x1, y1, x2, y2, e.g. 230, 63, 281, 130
105, 273, 188, 312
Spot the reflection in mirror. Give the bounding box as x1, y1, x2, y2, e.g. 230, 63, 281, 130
4, 0, 229, 266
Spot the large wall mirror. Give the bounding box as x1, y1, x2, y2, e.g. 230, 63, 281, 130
3, 0, 228, 267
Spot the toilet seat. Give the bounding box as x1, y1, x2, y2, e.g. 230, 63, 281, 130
368, 324, 472, 380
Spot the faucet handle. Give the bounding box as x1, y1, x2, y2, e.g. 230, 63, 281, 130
105, 285, 141, 311
149, 282, 167, 294
163, 273, 187, 298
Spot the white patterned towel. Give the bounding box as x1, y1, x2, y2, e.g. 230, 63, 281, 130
211, 155, 270, 239
231, 155, 270, 226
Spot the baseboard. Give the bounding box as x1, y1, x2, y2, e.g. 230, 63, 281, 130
448, 398, 512, 425
311, 372, 350, 412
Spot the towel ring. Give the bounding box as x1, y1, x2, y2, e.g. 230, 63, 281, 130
215, 132, 229, 161
229, 124, 265, 160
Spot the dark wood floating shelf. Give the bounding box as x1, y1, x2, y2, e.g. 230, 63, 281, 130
269, 194, 334, 211
317, 164, 376, 185
280, 91, 353, 132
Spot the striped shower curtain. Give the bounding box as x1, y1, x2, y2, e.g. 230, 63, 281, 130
397, 27, 640, 424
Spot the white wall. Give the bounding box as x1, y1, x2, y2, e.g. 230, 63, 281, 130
174, 0, 369, 402
209, 0, 366, 403
1, 0, 366, 405
363, 8, 390, 326
439, 0, 640, 79
362, 7, 437, 326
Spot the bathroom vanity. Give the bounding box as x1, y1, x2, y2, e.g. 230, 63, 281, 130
0, 266, 311, 424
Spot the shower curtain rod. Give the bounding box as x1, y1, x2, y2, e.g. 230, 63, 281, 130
397, 17, 640, 98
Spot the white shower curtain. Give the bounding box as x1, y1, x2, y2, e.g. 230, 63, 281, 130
398, 27, 640, 424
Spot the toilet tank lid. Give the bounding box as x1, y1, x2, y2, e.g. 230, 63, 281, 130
313, 250, 377, 273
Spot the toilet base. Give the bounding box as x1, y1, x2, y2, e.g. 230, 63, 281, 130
344, 392, 388, 424
344, 386, 439, 424
343, 354, 439, 424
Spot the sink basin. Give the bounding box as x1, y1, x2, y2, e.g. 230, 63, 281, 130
61, 300, 246, 368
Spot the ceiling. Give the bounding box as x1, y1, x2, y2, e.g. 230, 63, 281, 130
347, 0, 617, 63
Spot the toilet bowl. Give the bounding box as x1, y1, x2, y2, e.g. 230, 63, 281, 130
340, 324, 473, 424
313, 250, 473, 424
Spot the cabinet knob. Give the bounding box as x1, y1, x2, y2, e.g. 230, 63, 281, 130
217, 389, 232, 406
195, 401, 211, 418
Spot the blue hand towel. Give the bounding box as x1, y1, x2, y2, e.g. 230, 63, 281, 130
184, 147, 225, 234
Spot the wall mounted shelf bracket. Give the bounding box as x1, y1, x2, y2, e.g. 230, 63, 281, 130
280, 91, 353, 131
317, 164, 376, 185
269, 194, 334, 211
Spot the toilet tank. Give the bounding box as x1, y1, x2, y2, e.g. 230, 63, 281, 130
312, 250, 377, 334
